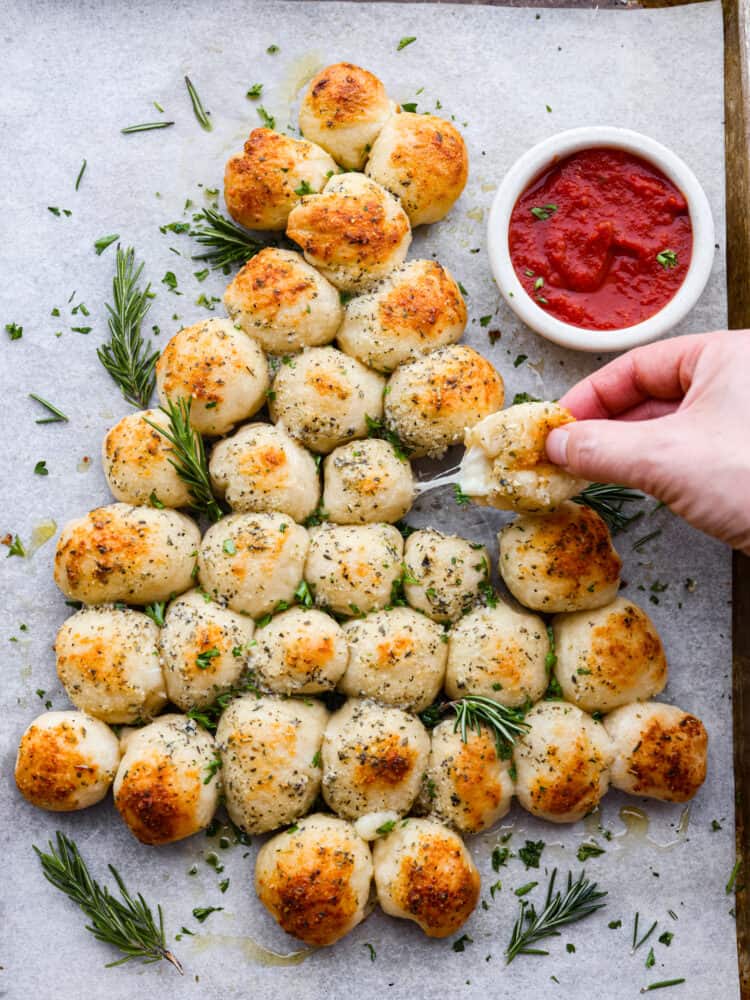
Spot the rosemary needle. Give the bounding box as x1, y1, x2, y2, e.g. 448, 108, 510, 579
420, 695, 529, 759
121, 121, 174, 134
574, 482, 645, 534
97, 246, 159, 408
34, 831, 182, 972
29, 393, 68, 424
189, 207, 269, 270
75, 159, 87, 191
145, 397, 223, 522
640, 980, 686, 993
185, 75, 212, 131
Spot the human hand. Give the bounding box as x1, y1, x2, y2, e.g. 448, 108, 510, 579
545, 330, 750, 554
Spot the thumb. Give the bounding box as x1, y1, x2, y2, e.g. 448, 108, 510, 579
546, 416, 680, 494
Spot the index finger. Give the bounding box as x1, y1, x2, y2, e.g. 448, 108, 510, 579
558, 332, 710, 419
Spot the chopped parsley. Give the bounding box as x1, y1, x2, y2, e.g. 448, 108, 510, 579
397, 36, 417, 50
257, 106, 276, 129
5, 322, 22, 341
196, 648, 221, 670
518, 839, 545, 869
656, 249, 678, 270
94, 234, 120, 255
530, 203, 558, 221
246, 83, 263, 99
192, 906, 223, 923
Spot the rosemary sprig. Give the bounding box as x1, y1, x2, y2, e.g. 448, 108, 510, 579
121, 121, 174, 134
184, 76, 212, 131
34, 831, 182, 972
574, 482, 645, 534
97, 246, 159, 408
505, 869, 607, 964
145, 397, 223, 522
419, 695, 529, 759
189, 207, 268, 270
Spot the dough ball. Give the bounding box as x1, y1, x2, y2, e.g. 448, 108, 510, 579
209, 422, 320, 523
55, 605, 166, 724
15, 711, 120, 812
322, 438, 414, 524
102, 409, 191, 508
336, 259, 466, 372
216, 694, 327, 834
552, 596, 667, 713
513, 702, 613, 823
198, 512, 309, 618
286, 173, 411, 292
269, 346, 385, 454
321, 699, 430, 819
255, 813, 374, 946
224, 247, 343, 354
299, 62, 393, 170
54, 503, 200, 605
250, 607, 349, 694
445, 603, 548, 707
499, 502, 622, 613
603, 701, 708, 803
365, 112, 468, 226
427, 720, 514, 834
305, 523, 404, 616
156, 318, 269, 436
339, 607, 447, 711
403, 528, 489, 623
462, 402, 587, 512
385, 345, 504, 458
373, 818, 480, 938
159, 590, 255, 710
114, 714, 219, 844
224, 128, 338, 230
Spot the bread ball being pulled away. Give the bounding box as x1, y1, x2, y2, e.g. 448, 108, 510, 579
224, 128, 338, 231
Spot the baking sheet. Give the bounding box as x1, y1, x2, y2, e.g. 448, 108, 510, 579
0, 1, 736, 998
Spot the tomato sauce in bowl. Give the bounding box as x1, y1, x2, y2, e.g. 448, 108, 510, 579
508, 148, 693, 331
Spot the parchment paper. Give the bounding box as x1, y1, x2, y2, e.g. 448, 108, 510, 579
0, 2, 736, 998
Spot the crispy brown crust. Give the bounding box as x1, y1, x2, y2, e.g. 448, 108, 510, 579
54, 507, 155, 593
115, 758, 201, 845
385, 115, 467, 194
395, 835, 480, 938
450, 731, 504, 833
406, 347, 505, 420
529, 734, 606, 818
377, 261, 466, 340
523, 505, 621, 586
15, 723, 103, 811
225, 248, 317, 317
284, 634, 337, 675
305, 63, 387, 126
261, 842, 359, 945
354, 733, 417, 787
588, 603, 666, 692
627, 713, 708, 801
103, 416, 166, 476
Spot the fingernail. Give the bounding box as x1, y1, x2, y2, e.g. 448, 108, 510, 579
546, 428, 569, 466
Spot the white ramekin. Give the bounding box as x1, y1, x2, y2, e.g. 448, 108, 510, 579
486, 126, 715, 353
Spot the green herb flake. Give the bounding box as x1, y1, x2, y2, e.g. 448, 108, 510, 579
518, 840, 545, 869
5, 322, 23, 341
513, 354, 528, 368
74, 159, 87, 191
246, 83, 263, 99
530, 203, 558, 221
452, 934, 473, 953
257, 106, 276, 129
376, 820, 396, 836
196, 648, 221, 670
6, 534, 26, 558
363, 942, 376, 961
121, 121, 174, 134
192, 906, 223, 923
656, 249, 678, 270
267, 44, 279, 54
185, 75, 212, 131
576, 841, 605, 862
397, 36, 417, 50
479, 315, 492, 327
34, 460, 49, 476
94, 234, 120, 256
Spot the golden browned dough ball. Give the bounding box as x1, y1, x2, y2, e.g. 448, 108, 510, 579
445, 603, 548, 707
299, 62, 394, 170
461, 402, 587, 512
216, 694, 327, 834
286, 173, 411, 292
155, 318, 269, 436
513, 702, 613, 823
305, 522, 404, 616
365, 112, 468, 226
339, 607, 447, 712
321, 699, 430, 820
209, 422, 320, 523
603, 702, 708, 803
552, 596, 667, 713
15, 711, 121, 812
269, 346, 385, 454
198, 512, 309, 618
224, 128, 338, 231
385, 345, 504, 458
102, 409, 191, 508
336, 259, 467, 372
322, 438, 414, 524
55, 606, 166, 724
114, 715, 220, 844
403, 528, 489, 624
54, 503, 200, 606
223, 248, 343, 355
499, 502, 622, 613
373, 818, 480, 938
427, 720, 514, 834
249, 606, 349, 695
255, 813, 374, 947
159, 590, 255, 711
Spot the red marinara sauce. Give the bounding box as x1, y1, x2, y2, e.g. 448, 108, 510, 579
508, 148, 693, 330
